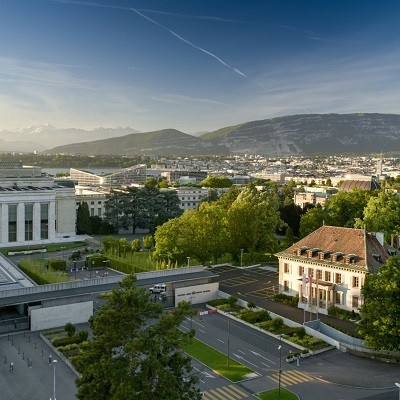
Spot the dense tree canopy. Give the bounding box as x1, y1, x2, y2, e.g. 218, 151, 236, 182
354, 191, 400, 241
75, 275, 201, 400
154, 185, 282, 264
358, 256, 400, 351
198, 175, 232, 188
299, 206, 327, 238
104, 187, 182, 233
325, 189, 372, 228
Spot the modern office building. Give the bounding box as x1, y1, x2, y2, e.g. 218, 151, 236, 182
70, 164, 147, 187
161, 170, 208, 184
0, 162, 76, 247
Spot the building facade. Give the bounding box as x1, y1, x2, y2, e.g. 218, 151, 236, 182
0, 162, 76, 247
276, 226, 393, 314
70, 165, 147, 187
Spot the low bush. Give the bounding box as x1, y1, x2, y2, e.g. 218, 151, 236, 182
328, 305, 361, 321
207, 299, 229, 307
52, 331, 89, 347
270, 293, 299, 307
238, 309, 271, 324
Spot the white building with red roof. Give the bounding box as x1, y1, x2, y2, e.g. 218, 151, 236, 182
275, 226, 394, 314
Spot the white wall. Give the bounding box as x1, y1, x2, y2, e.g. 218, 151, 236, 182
175, 283, 219, 305
29, 301, 93, 331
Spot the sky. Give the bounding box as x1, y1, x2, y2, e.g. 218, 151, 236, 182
1, 0, 400, 134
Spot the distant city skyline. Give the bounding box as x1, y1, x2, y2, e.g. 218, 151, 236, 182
1, 0, 400, 134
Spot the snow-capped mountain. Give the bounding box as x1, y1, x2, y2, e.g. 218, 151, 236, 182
0, 125, 141, 152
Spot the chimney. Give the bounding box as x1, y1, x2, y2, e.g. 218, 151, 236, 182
375, 232, 384, 246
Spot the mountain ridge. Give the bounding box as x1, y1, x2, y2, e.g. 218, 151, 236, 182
15, 113, 400, 156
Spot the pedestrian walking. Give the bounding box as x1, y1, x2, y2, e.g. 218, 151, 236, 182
10, 362, 13, 372
49, 354, 52, 364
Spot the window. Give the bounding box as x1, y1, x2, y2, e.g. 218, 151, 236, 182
335, 273, 342, 284
335, 292, 341, 305
91, 201, 94, 205
352, 276, 359, 288
40, 203, 49, 239
308, 268, 314, 278
283, 280, 289, 292
284, 263, 290, 273
324, 271, 331, 282
98, 201, 102, 204
298, 266, 304, 276
25, 203, 33, 241
352, 296, 359, 308
98, 208, 102, 217
316, 269, 322, 280
8, 204, 17, 242
90, 208, 95, 217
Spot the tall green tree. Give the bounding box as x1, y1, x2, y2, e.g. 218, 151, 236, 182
226, 186, 281, 258
299, 206, 328, 238
354, 191, 400, 241
357, 256, 400, 351
326, 189, 372, 228
74, 275, 201, 400
104, 187, 181, 233
76, 202, 92, 234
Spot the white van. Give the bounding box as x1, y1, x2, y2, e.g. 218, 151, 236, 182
149, 283, 166, 294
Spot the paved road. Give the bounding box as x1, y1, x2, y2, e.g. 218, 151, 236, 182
189, 309, 400, 400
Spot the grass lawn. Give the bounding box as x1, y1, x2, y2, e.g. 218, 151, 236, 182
183, 337, 254, 382
257, 388, 299, 400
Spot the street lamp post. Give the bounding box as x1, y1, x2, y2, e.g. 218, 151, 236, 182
50, 359, 57, 400
240, 249, 244, 268
187, 256, 190, 268
227, 318, 231, 367
395, 382, 400, 400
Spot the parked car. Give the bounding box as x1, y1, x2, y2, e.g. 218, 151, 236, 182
149, 283, 167, 294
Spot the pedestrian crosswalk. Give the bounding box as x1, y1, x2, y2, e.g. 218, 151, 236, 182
267, 369, 314, 386
202, 384, 250, 400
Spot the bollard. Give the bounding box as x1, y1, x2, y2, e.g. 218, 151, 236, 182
28, 336, 30, 343
18, 348, 20, 355
34, 342, 36, 349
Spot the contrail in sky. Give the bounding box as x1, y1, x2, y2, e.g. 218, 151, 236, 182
51, 0, 248, 78
130, 7, 247, 78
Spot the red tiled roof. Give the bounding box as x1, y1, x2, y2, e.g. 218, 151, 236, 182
277, 225, 391, 272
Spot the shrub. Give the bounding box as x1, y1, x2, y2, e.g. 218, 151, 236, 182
207, 299, 229, 307
131, 239, 141, 252
78, 330, 89, 341
52, 332, 87, 347
227, 296, 238, 308
217, 304, 234, 312
271, 293, 299, 307
239, 310, 271, 324
48, 258, 67, 271
328, 305, 360, 321
247, 301, 256, 309
64, 322, 76, 337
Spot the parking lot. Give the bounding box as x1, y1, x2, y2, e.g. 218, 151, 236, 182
211, 265, 279, 300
